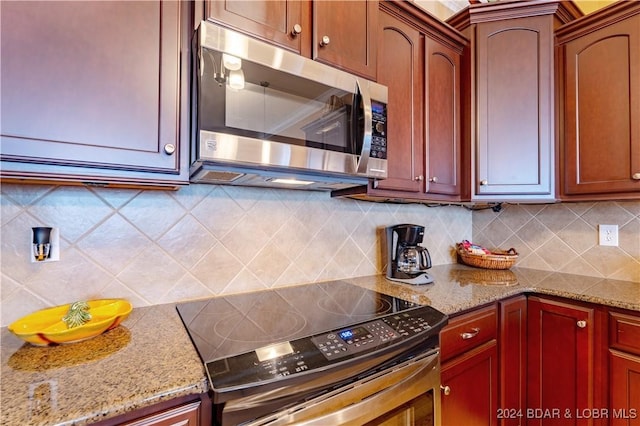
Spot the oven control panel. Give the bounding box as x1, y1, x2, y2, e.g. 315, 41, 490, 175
311, 311, 432, 360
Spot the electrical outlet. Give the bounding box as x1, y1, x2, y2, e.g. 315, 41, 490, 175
598, 224, 619, 247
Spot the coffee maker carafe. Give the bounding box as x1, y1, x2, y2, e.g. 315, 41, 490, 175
386, 224, 434, 285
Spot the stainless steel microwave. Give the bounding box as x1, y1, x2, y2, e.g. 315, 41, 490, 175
190, 21, 388, 190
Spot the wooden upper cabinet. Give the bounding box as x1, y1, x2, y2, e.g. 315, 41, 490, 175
425, 36, 463, 198
476, 17, 554, 198
371, 5, 424, 195
203, 1, 375, 79
556, 2, 640, 200
204, 0, 311, 56
332, 2, 467, 202
448, 2, 582, 201
0, 1, 190, 187
312, 1, 377, 80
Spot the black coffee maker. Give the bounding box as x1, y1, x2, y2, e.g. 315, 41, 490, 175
386, 224, 434, 285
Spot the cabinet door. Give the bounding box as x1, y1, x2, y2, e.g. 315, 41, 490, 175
475, 17, 553, 197
441, 340, 498, 426
0, 1, 188, 186
609, 350, 640, 426
425, 36, 462, 197
499, 296, 527, 426
313, 1, 377, 80
527, 297, 595, 426
370, 8, 424, 194
205, 0, 311, 56
561, 13, 640, 197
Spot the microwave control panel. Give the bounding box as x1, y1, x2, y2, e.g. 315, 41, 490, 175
371, 101, 387, 160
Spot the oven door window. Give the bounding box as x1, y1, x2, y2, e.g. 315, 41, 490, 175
198, 47, 358, 154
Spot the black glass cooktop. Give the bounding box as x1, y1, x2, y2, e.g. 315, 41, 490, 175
176, 280, 420, 363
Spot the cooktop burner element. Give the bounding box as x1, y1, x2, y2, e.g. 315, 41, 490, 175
176, 280, 418, 363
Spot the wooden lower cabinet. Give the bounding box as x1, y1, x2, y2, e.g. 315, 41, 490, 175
439, 295, 619, 426
440, 304, 498, 426
499, 296, 527, 426
527, 296, 607, 426
609, 309, 640, 426
122, 401, 201, 426
93, 394, 210, 426
441, 340, 498, 426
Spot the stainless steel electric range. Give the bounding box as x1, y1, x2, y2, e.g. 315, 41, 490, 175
176, 280, 448, 426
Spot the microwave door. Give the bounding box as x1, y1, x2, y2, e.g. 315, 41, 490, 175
355, 78, 373, 175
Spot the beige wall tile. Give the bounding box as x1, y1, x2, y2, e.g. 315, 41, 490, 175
2, 183, 637, 327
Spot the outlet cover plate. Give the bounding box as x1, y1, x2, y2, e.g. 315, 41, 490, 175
598, 224, 619, 247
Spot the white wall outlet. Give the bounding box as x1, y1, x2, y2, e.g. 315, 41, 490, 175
598, 224, 619, 247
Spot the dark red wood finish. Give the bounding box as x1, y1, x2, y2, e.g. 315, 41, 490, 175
0, 1, 190, 187
499, 295, 527, 426
556, 2, 640, 200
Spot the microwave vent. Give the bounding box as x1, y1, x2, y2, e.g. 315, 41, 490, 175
200, 170, 245, 183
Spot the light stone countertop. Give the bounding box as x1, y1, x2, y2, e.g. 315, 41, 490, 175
1, 265, 638, 426
1, 303, 208, 426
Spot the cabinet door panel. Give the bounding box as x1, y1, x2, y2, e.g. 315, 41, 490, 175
0, 1, 185, 182
610, 350, 640, 426
500, 296, 527, 426
562, 14, 640, 195
441, 340, 498, 426
527, 297, 595, 426
476, 18, 553, 196
313, 1, 377, 80
425, 38, 461, 196
372, 11, 423, 194
205, 0, 310, 55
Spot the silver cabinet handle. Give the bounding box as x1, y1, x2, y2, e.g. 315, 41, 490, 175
429, 176, 438, 183
577, 320, 587, 328
461, 327, 480, 339
320, 35, 330, 46
163, 144, 176, 155
291, 24, 302, 36
414, 175, 424, 181
632, 172, 640, 180
441, 385, 451, 396
480, 179, 488, 186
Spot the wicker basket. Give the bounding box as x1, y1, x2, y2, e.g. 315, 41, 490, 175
456, 243, 518, 270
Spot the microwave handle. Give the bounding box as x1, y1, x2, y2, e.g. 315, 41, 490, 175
355, 78, 373, 175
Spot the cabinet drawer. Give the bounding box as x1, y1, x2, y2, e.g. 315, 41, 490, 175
610, 310, 640, 356
440, 304, 497, 362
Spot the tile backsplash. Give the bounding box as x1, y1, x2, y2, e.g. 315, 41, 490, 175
472, 201, 639, 282
1, 183, 638, 326
1, 183, 471, 326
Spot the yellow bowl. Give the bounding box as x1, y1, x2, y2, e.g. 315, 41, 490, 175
8, 299, 132, 346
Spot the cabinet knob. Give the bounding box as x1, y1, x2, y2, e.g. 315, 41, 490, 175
480, 179, 488, 186
429, 176, 438, 183
441, 385, 451, 396
414, 175, 424, 182
163, 144, 176, 155
291, 24, 302, 36
577, 320, 587, 328
632, 172, 640, 180
320, 35, 330, 47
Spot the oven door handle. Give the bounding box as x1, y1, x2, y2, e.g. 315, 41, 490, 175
247, 350, 441, 426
